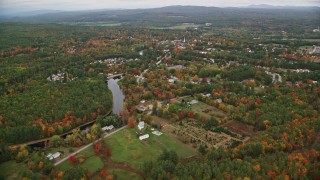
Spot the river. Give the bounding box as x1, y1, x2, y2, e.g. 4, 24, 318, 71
107, 78, 124, 115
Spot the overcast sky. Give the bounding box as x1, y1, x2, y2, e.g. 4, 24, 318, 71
1, 0, 319, 13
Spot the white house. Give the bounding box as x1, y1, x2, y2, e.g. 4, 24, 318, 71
102, 125, 114, 131
138, 121, 145, 130
47, 152, 61, 160
168, 79, 175, 84
139, 134, 149, 140
189, 100, 198, 105
152, 131, 162, 136
52, 152, 61, 159
47, 153, 53, 160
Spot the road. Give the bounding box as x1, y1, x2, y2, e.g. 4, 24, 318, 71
54, 125, 127, 166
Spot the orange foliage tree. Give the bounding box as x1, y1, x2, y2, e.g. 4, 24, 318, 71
128, 117, 136, 128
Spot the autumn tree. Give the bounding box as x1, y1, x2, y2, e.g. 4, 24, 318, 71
100, 169, 108, 178
193, 75, 199, 82
128, 117, 136, 128
50, 135, 62, 147
93, 142, 102, 155
69, 155, 77, 163
105, 147, 112, 157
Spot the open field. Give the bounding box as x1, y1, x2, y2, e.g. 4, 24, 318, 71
104, 128, 196, 167
56, 127, 196, 177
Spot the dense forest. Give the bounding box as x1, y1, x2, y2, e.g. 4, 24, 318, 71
0, 24, 113, 144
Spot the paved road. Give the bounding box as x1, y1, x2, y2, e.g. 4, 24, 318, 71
54, 125, 127, 166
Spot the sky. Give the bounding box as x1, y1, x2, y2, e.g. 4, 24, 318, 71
1, 0, 319, 15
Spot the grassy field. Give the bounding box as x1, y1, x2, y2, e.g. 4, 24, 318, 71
190, 101, 226, 120
0, 160, 26, 179
81, 156, 104, 172
109, 168, 142, 180
55, 145, 96, 172
104, 128, 196, 167
56, 127, 196, 177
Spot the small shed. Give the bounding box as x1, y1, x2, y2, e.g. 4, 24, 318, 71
139, 134, 149, 140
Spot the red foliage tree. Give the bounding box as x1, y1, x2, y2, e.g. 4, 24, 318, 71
202, 77, 208, 83
188, 111, 194, 118
69, 155, 77, 163
179, 111, 184, 120
93, 142, 102, 155
100, 169, 108, 177
105, 147, 112, 157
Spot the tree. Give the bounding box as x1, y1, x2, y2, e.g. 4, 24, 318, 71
15, 145, 29, 162
105, 147, 112, 157
90, 124, 102, 140
50, 135, 62, 147
193, 75, 199, 82
100, 169, 108, 177
69, 155, 76, 163
38, 161, 44, 170
188, 111, 194, 118
62, 167, 86, 180
179, 111, 184, 120
93, 142, 102, 155
198, 144, 207, 155
128, 117, 135, 128
57, 171, 63, 180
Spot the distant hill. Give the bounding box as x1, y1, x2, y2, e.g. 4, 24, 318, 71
246, 4, 320, 9
2, 5, 319, 26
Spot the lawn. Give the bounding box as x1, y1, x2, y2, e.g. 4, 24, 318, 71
80, 156, 104, 173
56, 155, 104, 177
104, 128, 196, 168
